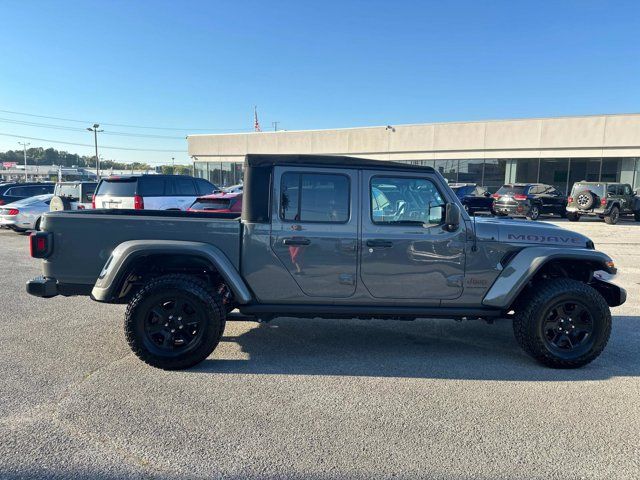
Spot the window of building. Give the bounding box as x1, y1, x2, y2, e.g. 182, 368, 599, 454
601, 158, 621, 182
515, 159, 540, 185
434, 160, 458, 183
458, 159, 484, 184
280, 172, 350, 223
370, 176, 444, 225
539, 158, 569, 193
483, 159, 507, 192
568, 158, 600, 187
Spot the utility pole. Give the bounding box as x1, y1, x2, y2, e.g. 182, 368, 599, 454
18, 142, 30, 182
272, 121, 280, 132
172, 157, 175, 175
86, 124, 104, 179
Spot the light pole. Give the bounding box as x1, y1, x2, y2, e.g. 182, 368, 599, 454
87, 124, 104, 178
172, 157, 175, 175
18, 142, 30, 182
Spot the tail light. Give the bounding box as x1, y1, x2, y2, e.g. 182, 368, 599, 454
29, 232, 53, 258
91, 195, 96, 209
134, 195, 144, 210
0, 199, 4, 206
491, 193, 500, 199
567, 196, 573, 203
77, 205, 85, 210
514, 194, 527, 200
601, 198, 607, 206
7, 208, 19, 216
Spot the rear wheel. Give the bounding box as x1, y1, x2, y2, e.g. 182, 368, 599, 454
125, 274, 225, 370
604, 206, 620, 225
526, 205, 540, 220
513, 279, 611, 368
566, 212, 580, 222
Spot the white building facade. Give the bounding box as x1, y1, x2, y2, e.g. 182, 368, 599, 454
187, 114, 640, 194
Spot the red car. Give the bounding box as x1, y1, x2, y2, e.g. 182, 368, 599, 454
188, 192, 242, 213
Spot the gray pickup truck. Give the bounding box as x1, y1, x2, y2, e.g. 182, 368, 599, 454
27, 155, 626, 370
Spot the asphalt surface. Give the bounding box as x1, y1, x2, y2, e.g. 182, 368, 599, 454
1, 218, 639, 479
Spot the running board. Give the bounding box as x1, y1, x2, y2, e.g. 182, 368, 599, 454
238, 304, 503, 321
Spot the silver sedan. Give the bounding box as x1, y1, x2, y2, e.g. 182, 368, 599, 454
0, 194, 53, 232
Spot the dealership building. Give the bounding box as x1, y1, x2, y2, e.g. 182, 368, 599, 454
187, 113, 640, 194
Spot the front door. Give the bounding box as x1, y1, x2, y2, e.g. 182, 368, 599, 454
360, 171, 466, 301
270, 167, 358, 298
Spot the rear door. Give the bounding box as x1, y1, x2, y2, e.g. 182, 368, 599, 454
360, 171, 466, 301
270, 166, 358, 298
172, 177, 199, 210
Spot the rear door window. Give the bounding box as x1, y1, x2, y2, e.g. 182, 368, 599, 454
174, 177, 197, 196
280, 172, 350, 223
196, 178, 217, 195
139, 177, 166, 196
96, 179, 138, 196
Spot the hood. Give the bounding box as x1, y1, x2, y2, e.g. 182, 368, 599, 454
472, 216, 591, 248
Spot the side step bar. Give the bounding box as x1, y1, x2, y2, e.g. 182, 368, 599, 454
237, 304, 503, 321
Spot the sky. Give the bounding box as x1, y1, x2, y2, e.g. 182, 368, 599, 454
1, 0, 639, 165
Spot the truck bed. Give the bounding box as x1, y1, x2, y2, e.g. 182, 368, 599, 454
41, 210, 242, 286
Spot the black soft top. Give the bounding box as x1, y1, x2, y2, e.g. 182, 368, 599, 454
244, 154, 435, 172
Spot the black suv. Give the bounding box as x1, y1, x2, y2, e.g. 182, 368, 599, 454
0, 182, 55, 206
566, 182, 640, 224
449, 183, 494, 214
492, 183, 567, 220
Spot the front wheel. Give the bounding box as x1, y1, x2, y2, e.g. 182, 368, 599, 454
604, 206, 620, 225
125, 274, 225, 370
513, 279, 611, 368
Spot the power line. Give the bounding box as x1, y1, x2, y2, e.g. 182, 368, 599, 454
0, 132, 187, 153
0, 108, 253, 132
0, 117, 186, 139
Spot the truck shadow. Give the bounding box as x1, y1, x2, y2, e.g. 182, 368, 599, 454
193, 315, 640, 381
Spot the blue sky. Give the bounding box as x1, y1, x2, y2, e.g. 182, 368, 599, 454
1, 0, 639, 165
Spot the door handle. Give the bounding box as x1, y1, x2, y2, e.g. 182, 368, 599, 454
283, 237, 311, 246
366, 239, 393, 248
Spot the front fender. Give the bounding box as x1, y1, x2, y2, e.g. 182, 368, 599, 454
91, 240, 253, 304
482, 247, 617, 309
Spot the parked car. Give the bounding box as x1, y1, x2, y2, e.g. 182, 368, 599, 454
0, 182, 54, 206
188, 191, 243, 214
49, 181, 98, 211
28, 154, 625, 371
0, 193, 53, 231
449, 183, 494, 214
566, 182, 640, 224
492, 183, 567, 220
223, 183, 243, 194
93, 175, 218, 211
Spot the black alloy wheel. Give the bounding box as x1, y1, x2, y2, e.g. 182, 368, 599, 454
143, 295, 204, 356
541, 300, 595, 356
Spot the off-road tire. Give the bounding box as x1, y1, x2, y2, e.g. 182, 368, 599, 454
604, 206, 620, 225
575, 190, 596, 210
566, 212, 580, 222
125, 274, 225, 370
526, 205, 540, 220
513, 279, 611, 368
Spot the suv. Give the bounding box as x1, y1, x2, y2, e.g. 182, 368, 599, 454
449, 183, 494, 214
0, 182, 54, 206
27, 155, 626, 370
493, 183, 567, 220
49, 181, 98, 211
566, 182, 640, 224
93, 175, 218, 210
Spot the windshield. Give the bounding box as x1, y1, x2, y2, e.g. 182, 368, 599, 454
96, 178, 137, 196
571, 183, 605, 197
496, 185, 527, 195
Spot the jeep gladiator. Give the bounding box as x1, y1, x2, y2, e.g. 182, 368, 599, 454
27, 155, 626, 369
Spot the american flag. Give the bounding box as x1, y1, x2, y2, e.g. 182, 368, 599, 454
254, 106, 261, 132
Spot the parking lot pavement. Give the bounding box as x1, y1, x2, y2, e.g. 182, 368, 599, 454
1, 220, 639, 480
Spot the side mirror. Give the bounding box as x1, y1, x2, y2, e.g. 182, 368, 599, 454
444, 202, 461, 231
